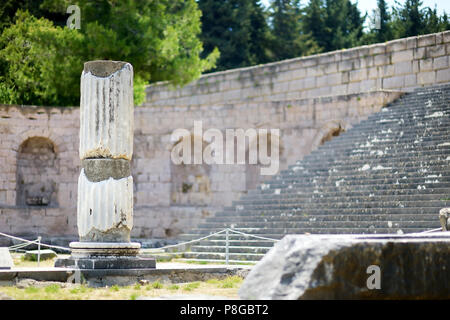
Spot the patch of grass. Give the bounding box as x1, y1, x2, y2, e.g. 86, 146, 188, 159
0, 276, 245, 300
25, 286, 40, 294
183, 282, 200, 291
220, 276, 243, 289
69, 285, 88, 294
167, 284, 179, 290
130, 293, 139, 300
110, 285, 120, 292
134, 284, 141, 290
206, 279, 220, 285
151, 281, 163, 289
44, 284, 60, 293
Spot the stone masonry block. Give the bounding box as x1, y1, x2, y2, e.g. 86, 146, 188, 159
418, 71, 436, 85
434, 56, 449, 70
414, 47, 426, 60
386, 38, 406, 52
391, 50, 413, 63
394, 61, 413, 75
420, 58, 433, 71
428, 44, 446, 58
349, 69, 367, 82
418, 34, 436, 47
436, 68, 450, 82
406, 37, 417, 49
444, 30, 450, 43
383, 76, 404, 89
338, 60, 353, 72
374, 54, 389, 66
404, 74, 417, 87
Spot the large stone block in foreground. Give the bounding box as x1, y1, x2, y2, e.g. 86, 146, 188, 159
239, 233, 450, 300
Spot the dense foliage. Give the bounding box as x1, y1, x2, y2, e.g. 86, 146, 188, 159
201, 0, 450, 71
0, 0, 218, 106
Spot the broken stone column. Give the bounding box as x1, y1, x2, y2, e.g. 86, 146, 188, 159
55, 61, 154, 269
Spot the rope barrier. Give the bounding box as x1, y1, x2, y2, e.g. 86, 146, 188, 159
157, 227, 279, 253
419, 227, 443, 233
0, 231, 71, 252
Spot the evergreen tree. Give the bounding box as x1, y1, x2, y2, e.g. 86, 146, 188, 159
302, 0, 326, 52
392, 0, 426, 38
303, 0, 365, 52
269, 0, 319, 60
374, 0, 394, 42
198, 0, 271, 71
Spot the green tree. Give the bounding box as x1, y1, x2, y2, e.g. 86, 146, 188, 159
0, 0, 218, 106
268, 0, 320, 60
302, 0, 326, 52
198, 0, 270, 71
0, 11, 84, 106
302, 0, 365, 52
392, 0, 426, 37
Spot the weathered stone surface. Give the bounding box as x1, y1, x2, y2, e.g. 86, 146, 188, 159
439, 208, 450, 231
77, 169, 133, 242
82, 158, 131, 182
238, 233, 450, 300
79, 61, 134, 160
0, 247, 13, 269
24, 249, 57, 261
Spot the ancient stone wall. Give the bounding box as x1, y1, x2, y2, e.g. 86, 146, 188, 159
146, 31, 450, 106
0, 31, 449, 240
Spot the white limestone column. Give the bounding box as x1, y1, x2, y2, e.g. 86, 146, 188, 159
76, 61, 136, 244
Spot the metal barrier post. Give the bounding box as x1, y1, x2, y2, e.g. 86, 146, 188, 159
37, 236, 41, 267
225, 228, 229, 266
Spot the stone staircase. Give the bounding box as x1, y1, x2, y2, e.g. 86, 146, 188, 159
173, 84, 450, 263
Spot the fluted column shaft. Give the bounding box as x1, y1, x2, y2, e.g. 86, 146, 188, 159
77, 61, 134, 243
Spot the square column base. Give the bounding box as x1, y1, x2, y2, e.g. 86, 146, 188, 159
54, 256, 156, 269
54, 242, 156, 269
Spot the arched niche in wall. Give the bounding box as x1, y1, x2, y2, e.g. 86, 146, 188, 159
16, 137, 60, 207
170, 134, 211, 206
245, 130, 283, 191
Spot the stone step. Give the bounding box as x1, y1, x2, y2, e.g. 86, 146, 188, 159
301, 151, 450, 164
181, 251, 265, 261
242, 188, 450, 200
197, 220, 440, 230
189, 245, 272, 254
287, 158, 449, 172
174, 258, 258, 265
196, 239, 277, 247
255, 179, 450, 192
217, 206, 443, 216
315, 136, 450, 152
187, 226, 435, 236
278, 170, 450, 182
206, 213, 440, 223
273, 175, 450, 187
354, 111, 450, 124
234, 194, 450, 207
225, 200, 450, 211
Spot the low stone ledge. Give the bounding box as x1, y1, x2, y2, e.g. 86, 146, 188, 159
238, 233, 450, 300
0, 265, 251, 287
